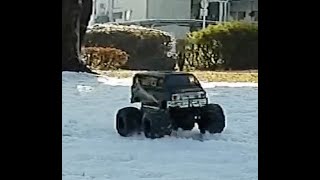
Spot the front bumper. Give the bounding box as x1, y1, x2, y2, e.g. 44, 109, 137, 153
167, 98, 208, 108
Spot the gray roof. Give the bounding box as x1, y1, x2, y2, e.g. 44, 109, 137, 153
135, 71, 192, 78
108, 19, 219, 27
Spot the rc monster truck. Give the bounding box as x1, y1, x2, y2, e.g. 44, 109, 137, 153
115, 71, 226, 139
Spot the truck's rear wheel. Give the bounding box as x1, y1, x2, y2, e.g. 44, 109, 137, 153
199, 104, 225, 134
116, 107, 142, 137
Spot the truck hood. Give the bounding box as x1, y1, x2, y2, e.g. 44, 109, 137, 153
171, 87, 204, 94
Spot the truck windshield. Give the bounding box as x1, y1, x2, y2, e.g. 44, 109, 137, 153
165, 75, 200, 88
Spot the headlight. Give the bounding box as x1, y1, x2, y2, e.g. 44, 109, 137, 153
198, 91, 206, 98
171, 94, 180, 100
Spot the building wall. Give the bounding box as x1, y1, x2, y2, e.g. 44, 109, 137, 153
92, 0, 147, 23
147, 0, 191, 19
113, 0, 147, 21
90, 0, 258, 38
230, 0, 258, 21
147, 0, 192, 39
95, 0, 108, 16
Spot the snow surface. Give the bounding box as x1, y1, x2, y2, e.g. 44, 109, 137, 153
96, 76, 258, 88
63, 72, 258, 180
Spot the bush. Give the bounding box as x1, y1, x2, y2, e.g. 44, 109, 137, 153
83, 47, 128, 70
84, 24, 176, 70
183, 21, 258, 70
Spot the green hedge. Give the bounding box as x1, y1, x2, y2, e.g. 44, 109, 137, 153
180, 21, 258, 70
83, 22, 257, 71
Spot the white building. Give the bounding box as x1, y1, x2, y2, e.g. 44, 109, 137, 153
89, 0, 192, 38
230, 0, 258, 21
90, 0, 191, 22
88, 0, 258, 39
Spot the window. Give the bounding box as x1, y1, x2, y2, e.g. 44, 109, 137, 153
248, 11, 258, 21
191, 2, 200, 19
113, 12, 123, 20
99, 3, 105, 9
165, 75, 200, 88
99, 3, 106, 15
230, 11, 238, 20
138, 76, 160, 88
207, 2, 219, 21
238, 11, 246, 20
95, 15, 109, 23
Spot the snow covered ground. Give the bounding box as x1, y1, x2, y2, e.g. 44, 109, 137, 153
62, 72, 258, 180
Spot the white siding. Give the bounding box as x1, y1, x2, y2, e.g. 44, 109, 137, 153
113, 0, 147, 21
230, 0, 258, 21
147, 0, 191, 39
231, 0, 258, 12
147, 0, 191, 19
95, 0, 108, 16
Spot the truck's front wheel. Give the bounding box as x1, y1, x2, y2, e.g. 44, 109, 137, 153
116, 107, 142, 137
142, 110, 172, 139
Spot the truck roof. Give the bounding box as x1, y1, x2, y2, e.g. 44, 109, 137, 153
134, 71, 193, 78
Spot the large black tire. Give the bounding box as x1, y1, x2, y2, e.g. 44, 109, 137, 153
116, 107, 142, 137
142, 110, 172, 139
143, 118, 157, 139
172, 114, 195, 131
199, 104, 225, 134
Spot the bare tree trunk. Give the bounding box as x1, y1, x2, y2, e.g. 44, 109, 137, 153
62, 0, 93, 73
80, 0, 93, 49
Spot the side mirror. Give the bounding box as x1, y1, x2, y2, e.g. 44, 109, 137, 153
130, 96, 140, 103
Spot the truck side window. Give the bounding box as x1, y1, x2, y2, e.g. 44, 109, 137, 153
132, 77, 139, 87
